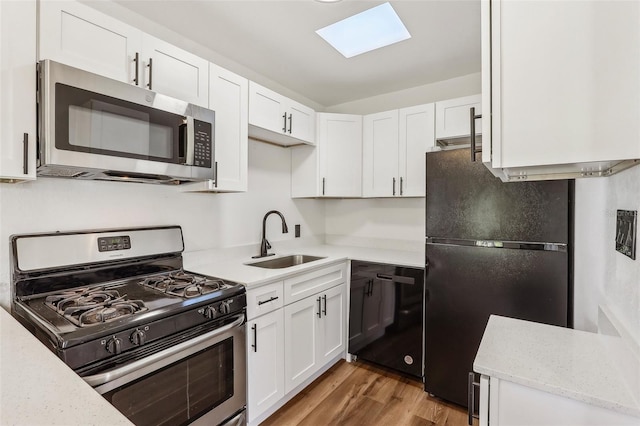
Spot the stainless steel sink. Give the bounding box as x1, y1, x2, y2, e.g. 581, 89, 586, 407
248, 255, 326, 269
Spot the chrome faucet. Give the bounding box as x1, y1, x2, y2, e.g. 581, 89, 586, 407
253, 210, 289, 258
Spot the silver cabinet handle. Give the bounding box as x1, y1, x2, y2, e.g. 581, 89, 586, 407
470, 107, 482, 162
392, 177, 396, 196
214, 161, 218, 188
133, 52, 139, 86
400, 177, 404, 196
22, 133, 28, 175
322, 177, 326, 196
288, 113, 292, 134
468, 372, 480, 425
282, 112, 287, 132
147, 57, 153, 90
322, 294, 327, 316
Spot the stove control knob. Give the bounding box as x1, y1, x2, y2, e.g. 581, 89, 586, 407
106, 337, 122, 355
130, 329, 146, 346
219, 300, 231, 315
203, 306, 217, 320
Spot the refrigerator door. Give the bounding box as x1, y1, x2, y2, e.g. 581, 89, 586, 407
426, 149, 570, 244
424, 242, 569, 407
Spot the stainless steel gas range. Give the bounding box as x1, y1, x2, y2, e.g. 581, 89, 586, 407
10, 226, 247, 426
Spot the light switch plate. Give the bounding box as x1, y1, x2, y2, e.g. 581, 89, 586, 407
615, 210, 637, 260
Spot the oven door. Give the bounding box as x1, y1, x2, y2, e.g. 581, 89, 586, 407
39, 59, 214, 181
85, 313, 246, 426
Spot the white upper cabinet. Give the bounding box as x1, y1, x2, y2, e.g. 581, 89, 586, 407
0, 0, 36, 181
363, 104, 434, 197
249, 81, 315, 146
399, 103, 435, 197
181, 63, 249, 193
363, 110, 399, 197
140, 35, 209, 107
39, 1, 209, 107
435, 94, 481, 141
291, 113, 362, 198
482, 0, 640, 181
39, 1, 141, 85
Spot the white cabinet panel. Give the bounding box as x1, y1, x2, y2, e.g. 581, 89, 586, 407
284, 295, 319, 393
319, 284, 346, 363
399, 103, 435, 197
283, 263, 346, 305
141, 35, 209, 107
363, 110, 399, 197
291, 113, 362, 198
435, 94, 481, 141
38, 1, 140, 84
246, 281, 283, 321
249, 81, 315, 146
247, 310, 285, 423
0, 0, 36, 181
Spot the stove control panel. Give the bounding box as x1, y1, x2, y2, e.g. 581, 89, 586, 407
98, 235, 131, 252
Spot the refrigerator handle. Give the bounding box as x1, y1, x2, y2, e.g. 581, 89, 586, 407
470, 107, 482, 162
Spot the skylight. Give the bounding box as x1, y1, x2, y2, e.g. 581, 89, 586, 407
315, 2, 411, 59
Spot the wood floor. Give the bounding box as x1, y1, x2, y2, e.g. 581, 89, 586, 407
261, 360, 474, 426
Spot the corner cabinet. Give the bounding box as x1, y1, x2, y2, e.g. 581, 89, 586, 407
291, 113, 362, 198
363, 103, 435, 197
479, 375, 640, 426
245, 262, 347, 426
0, 0, 36, 182
481, 0, 640, 181
39, 1, 209, 107
248, 82, 315, 146
182, 64, 248, 193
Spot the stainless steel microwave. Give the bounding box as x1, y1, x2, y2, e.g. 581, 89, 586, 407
37, 60, 215, 184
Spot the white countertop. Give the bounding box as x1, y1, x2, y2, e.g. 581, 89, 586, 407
184, 243, 423, 289
0, 307, 133, 426
474, 315, 640, 418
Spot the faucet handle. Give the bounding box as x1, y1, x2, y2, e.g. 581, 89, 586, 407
265, 239, 271, 250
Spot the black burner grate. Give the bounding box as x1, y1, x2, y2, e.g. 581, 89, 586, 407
141, 271, 226, 298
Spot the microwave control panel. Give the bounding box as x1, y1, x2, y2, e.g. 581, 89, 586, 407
193, 120, 212, 168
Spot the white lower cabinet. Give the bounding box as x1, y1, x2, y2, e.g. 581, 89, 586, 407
246, 262, 347, 425
480, 375, 640, 426
247, 310, 285, 423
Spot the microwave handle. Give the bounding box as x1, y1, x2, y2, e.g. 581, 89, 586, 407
178, 117, 195, 166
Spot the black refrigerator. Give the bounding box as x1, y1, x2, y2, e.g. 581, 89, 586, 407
424, 149, 573, 407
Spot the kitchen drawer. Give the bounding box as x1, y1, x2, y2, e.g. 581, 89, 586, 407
247, 281, 284, 320
284, 263, 347, 305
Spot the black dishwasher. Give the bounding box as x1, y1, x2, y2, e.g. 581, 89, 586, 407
348, 261, 425, 379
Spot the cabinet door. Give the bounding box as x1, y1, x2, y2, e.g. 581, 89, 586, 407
319, 113, 363, 197
399, 103, 435, 197
363, 110, 400, 197
249, 82, 287, 135
141, 35, 209, 107
435, 94, 481, 140
38, 1, 140, 84
209, 63, 248, 192
319, 284, 346, 364
284, 295, 319, 393
0, 0, 36, 181
247, 310, 285, 423
490, 1, 640, 169
288, 101, 316, 145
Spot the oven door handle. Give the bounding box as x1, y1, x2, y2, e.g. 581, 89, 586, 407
83, 313, 245, 387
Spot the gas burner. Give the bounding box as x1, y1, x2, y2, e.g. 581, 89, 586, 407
141, 271, 227, 298
45, 287, 147, 327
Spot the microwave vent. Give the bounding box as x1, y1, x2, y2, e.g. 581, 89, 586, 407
37, 167, 88, 178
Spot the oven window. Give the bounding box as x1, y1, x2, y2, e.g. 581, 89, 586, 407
104, 338, 234, 426
55, 83, 184, 163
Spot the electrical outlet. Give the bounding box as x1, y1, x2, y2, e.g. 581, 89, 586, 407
615, 210, 637, 260
295, 224, 301, 238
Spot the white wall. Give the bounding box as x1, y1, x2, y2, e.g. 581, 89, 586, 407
325, 72, 481, 114
0, 141, 325, 308
574, 166, 640, 340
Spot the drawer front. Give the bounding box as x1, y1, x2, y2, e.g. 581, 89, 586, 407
247, 281, 284, 320
284, 263, 347, 305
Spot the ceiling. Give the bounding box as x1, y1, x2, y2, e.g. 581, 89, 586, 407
114, 0, 481, 107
